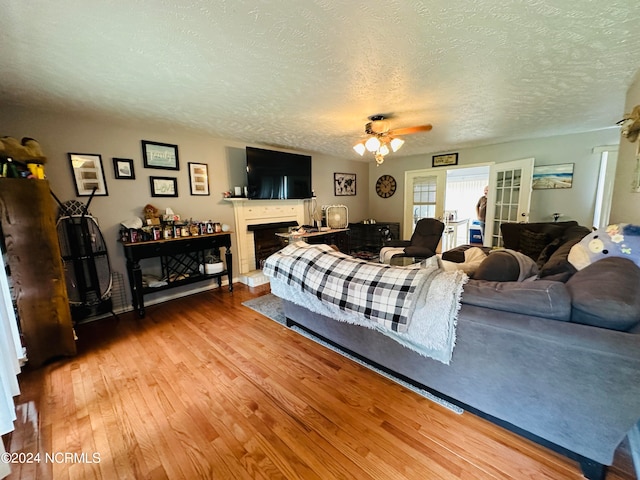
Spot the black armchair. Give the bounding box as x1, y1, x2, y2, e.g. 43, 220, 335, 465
379, 218, 445, 263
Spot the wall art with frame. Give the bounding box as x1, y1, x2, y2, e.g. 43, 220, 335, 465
113, 158, 135, 179
68, 153, 109, 196
142, 140, 179, 170
432, 152, 458, 167
150, 176, 178, 197
532, 163, 574, 190
188, 162, 210, 196
334, 172, 356, 196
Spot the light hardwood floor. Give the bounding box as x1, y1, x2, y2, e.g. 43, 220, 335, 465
3, 283, 635, 479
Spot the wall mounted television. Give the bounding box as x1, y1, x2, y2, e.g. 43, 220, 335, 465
245, 146, 312, 200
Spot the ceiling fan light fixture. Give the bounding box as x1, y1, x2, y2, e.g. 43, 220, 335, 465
365, 136, 381, 152
390, 137, 404, 152
353, 142, 366, 155
354, 114, 431, 165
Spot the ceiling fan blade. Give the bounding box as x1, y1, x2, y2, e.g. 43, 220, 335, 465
388, 124, 433, 136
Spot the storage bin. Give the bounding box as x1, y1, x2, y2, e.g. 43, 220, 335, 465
469, 222, 483, 244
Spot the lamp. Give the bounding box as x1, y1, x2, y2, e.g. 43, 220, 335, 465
353, 134, 404, 166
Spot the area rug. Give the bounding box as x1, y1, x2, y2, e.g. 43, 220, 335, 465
242, 294, 463, 414
243, 293, 286, 324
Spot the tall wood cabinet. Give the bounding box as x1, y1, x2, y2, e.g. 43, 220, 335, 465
0, 178, 76, 367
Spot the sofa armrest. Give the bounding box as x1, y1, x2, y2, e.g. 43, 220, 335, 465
566, 257, 640, 331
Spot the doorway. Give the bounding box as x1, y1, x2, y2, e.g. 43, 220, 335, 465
444, 166, 490, 247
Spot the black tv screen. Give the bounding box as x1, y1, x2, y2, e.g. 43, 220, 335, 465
246, 147, 312, 200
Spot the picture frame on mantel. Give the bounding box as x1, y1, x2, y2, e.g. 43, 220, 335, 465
142, 140, 180, 170
68, 153, 109, 196
432, 152, 458, 167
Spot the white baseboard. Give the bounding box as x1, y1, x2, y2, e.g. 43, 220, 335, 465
76, 277, 235, 323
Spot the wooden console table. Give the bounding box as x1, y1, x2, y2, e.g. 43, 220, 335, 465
121, 233, 233, 317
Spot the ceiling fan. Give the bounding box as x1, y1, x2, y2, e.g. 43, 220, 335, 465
353, 114, 432, 165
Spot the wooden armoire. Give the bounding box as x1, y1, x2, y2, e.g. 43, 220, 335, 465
0, 178, 76, 367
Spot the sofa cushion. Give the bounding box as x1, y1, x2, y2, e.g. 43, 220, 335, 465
461, 279, 571, 321
565, 257, 640, 331
518, 229, 550, 260
500, 221, 577, 251
538, 225, 591, 280
535, 237, 563, 269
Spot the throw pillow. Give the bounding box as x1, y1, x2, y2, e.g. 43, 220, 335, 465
538, 225, 590, 280
535, 237, 562, 270
518, 229, 550, 260
566, 257, 640, 331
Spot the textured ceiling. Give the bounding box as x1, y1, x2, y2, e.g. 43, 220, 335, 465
1, 0, 640, 160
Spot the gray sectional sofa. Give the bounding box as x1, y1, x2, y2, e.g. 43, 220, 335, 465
274, 222, 640, 480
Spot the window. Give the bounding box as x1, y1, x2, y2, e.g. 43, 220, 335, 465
412, 176, 437, 231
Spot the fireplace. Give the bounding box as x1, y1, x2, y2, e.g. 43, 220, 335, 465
248, 221, 297, 270
225, 198, 308, 285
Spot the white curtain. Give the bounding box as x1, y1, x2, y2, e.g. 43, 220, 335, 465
445, 178, 488, 222
0, 252, 24, 478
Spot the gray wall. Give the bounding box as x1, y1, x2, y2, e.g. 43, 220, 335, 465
0, 103, 628, 310
367, 129, 621, 234
0, 105, 368, 308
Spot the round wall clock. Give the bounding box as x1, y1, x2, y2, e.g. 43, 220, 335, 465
376, 175, 397, 198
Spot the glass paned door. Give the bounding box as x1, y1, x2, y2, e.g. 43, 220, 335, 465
403, 169, 446, 239
485, 158, 533, 247
412, 176, 437, 228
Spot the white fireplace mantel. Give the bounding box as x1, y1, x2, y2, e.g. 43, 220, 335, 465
225, 198, 308, 284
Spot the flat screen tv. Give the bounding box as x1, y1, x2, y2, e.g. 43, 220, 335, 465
245, 147, 312, 200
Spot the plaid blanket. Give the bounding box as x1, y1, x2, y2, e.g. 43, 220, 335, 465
263, 242, 440, 333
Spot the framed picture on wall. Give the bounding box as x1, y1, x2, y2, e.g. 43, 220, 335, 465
68, 153, 109, 196
113, 158, 135, 179
334, 172, 356, 196
150, 176, 178, 197
142, 140, 180, 170
188, 162, 210, 195
532, 163, 574, 189
432, 152, 458, 167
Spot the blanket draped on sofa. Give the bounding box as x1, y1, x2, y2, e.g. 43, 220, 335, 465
264, 242, 467, 364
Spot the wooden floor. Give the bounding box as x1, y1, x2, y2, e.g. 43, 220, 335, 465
4, 283, 636, 479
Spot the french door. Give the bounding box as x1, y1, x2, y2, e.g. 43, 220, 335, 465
484, 158, 534, 247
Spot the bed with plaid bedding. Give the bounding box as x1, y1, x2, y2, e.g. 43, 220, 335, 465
264, 242, 467, 363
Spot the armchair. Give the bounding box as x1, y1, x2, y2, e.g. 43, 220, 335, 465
379, 218, 445, 264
